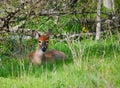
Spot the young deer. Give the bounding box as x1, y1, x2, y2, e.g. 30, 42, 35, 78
27, 29, 67, 64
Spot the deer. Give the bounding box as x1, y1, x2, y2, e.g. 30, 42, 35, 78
27, 29, 67, 64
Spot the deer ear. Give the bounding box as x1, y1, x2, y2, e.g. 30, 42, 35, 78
34, 33, 39, 39
46, 29, 52, 36
32, 30, 40, 39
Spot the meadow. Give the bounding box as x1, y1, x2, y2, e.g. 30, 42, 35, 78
0, 1, 120, 87
0, 33, 120, 88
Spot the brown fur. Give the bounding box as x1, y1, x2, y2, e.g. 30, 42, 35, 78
27, 50, 42, 64
27, 29, 67, 64
27, 49, 67, 64
44, 49, 67, 62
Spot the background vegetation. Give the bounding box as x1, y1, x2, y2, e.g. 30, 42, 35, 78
0, 0, 120, 88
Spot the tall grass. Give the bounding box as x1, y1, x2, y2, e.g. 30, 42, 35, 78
0, 33, 120, 88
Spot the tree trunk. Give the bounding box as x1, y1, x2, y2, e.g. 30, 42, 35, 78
96, 0, 101, 40
103, 0, 114, 11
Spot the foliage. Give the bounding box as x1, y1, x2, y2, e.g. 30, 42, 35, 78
0, 0, 120, 88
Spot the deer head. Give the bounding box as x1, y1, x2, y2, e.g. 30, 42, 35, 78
38, 29, 52, 52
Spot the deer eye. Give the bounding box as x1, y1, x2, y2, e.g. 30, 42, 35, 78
46, 40, 49, 44
39, 40, 42, 44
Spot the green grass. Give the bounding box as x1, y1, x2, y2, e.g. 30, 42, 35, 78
0, 37, 120, 88
0, 1, 120, 87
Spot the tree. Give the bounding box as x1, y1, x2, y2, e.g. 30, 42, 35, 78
96, 0, 101, 40
103, 0, 114, 11
96, 0, 115, 40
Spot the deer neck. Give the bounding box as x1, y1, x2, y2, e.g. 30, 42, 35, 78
35, 48, 45, 58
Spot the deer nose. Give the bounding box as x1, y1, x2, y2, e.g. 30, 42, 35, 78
41, 46, 46, 52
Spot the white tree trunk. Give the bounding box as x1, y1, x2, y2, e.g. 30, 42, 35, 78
96, 0, 101, 40
103, 0, 114, 10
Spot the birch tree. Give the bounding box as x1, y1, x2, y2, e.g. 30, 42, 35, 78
103, 0, 114, 10
96, 0, 115, 40
96, 0, 101, 40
